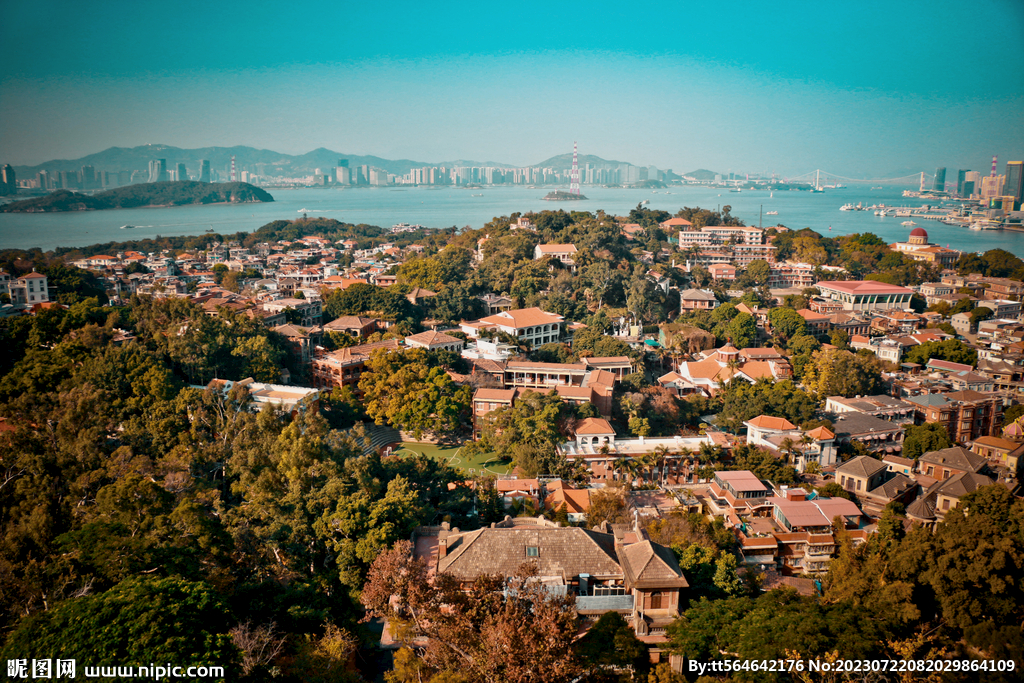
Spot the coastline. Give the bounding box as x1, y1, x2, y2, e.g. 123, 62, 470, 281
3, 199, 270, 214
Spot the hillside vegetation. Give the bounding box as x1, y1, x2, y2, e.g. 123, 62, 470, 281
0, 181, 273, 213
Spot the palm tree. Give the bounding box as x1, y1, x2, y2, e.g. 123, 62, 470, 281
653, 445, 672, 487
779, 437, 797, 465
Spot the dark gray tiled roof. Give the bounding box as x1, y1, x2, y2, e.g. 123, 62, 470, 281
919, 446, 987, 473
438, 526, 622, 580
837, 455, 887, 478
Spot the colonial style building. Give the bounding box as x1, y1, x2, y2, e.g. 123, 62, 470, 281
815, 281, 915, 312
420, 517, 690, 642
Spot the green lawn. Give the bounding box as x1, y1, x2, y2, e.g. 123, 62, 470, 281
391, 442, 511, 476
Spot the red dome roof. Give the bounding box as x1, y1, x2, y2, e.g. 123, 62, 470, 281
910, 227, 928, 237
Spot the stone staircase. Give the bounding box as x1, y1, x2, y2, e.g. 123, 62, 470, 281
358, 423, 402, 455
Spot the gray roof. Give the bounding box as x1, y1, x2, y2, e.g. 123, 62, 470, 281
935, 471, 996, 499
618, 540, 689, 589
905, 394, 949, 408
438, 526, 622, 580
868, 473, 916, 500
906, 493, 936, 520
919, 446, 987, 473
830, 395, 915, 413
833, 412, 904, 437
837, 455, 888, 478
680, 288, 718, 301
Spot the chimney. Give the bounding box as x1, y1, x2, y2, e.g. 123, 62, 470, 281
438, 538, 448, 559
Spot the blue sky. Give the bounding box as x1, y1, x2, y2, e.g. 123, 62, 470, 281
1, 0, 1022, 177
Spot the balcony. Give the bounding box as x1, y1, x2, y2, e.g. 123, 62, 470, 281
576, 594, 635, 611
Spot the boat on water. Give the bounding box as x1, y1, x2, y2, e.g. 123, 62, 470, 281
641, 199, 650, 205
471, 193, 483, 197
901, 220, 917, 227
119, 225, 134, 229
765, 210, 778, 216
298, 208, 310, 213
871, 186, 883, 190
840, 203, 855, 211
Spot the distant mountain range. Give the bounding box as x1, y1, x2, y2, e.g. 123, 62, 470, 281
11, 144, 684, 179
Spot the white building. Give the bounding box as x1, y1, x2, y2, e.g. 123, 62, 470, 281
460, 308, 564, 347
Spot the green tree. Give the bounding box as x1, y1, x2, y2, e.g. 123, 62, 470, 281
1, 577, 238, 674
768, 307, 808, 342
902, 339, 977, 367
801, 347, 883, 398
725, 312, 756, 349
902, 422, 953, 460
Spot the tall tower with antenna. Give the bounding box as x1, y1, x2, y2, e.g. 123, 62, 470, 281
991, 155, 998, 177
230, 156, 237, 183
569, 142, 580, 196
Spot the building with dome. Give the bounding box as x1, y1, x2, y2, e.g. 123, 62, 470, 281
890, 226, 960, 267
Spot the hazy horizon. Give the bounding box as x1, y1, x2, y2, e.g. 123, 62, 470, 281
2, 0, 1022, 178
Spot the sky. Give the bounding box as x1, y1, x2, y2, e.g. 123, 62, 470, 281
1, 0, 1023, 178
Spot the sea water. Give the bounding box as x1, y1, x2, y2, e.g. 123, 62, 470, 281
0, 184, 1021, 256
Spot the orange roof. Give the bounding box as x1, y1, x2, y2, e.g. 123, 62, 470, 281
575, 417, 615, 436
804, 426, 836, 440
747, 415, 797, 431
545, 488, 591, 514
536, 244, 578, 254
479, 307, 563, 328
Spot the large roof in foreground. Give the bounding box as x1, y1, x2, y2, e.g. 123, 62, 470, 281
817, 280, 914, 295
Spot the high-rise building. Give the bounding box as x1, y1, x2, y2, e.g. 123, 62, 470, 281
80, 165, 97, 189
148, 159, 168, 183
956, 169, 968, 196
981, 175, 1005, 200
933, 167, 946, 192
1004, 161, 1023, 206
176, 163, 188, 182
0, 164, 16, 195
199, 160, 211, 183
36, 170, 50, 191
335, 165, 351, 185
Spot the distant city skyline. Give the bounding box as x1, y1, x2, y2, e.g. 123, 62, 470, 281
1, 1, 1022, 177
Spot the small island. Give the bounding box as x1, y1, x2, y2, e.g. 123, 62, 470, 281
0, 181, 274, 213
542, 190, 588, 201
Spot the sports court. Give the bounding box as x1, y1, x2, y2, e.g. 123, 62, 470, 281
387, 442, 511, 476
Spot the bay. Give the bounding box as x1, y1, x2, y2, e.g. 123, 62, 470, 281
1, 184, 1022, 256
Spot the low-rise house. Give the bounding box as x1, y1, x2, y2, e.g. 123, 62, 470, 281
679, 288, 720, 312
557, 418, 709, 486
543, 482, 592, 523
310, 339, 401, 393
422, 516, 689, 642
832, 412, 906, 455
471, 388, 515, 438
743, 415, 837, 472
971, 436, 1024, 475
323, 315, 379, 338
404, 330, 464, 353
534, 244, 578, 269
495, 478, 541, 508
908, 472, 998, 527
906, 390, 1002, 442
917, 446, 988, 480
825, 395, 916, 424
670, 345, 793, 397
797, 309, 831, 338
461, 307, 564, 347
262, 297, 322, 327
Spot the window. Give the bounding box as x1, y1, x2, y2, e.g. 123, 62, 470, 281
650, 592, 664, 609
526, 546, 539, 557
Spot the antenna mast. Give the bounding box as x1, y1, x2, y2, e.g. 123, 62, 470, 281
570, 142, 580, 196
231, 155, 237, 183
991, 155, 998, 177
